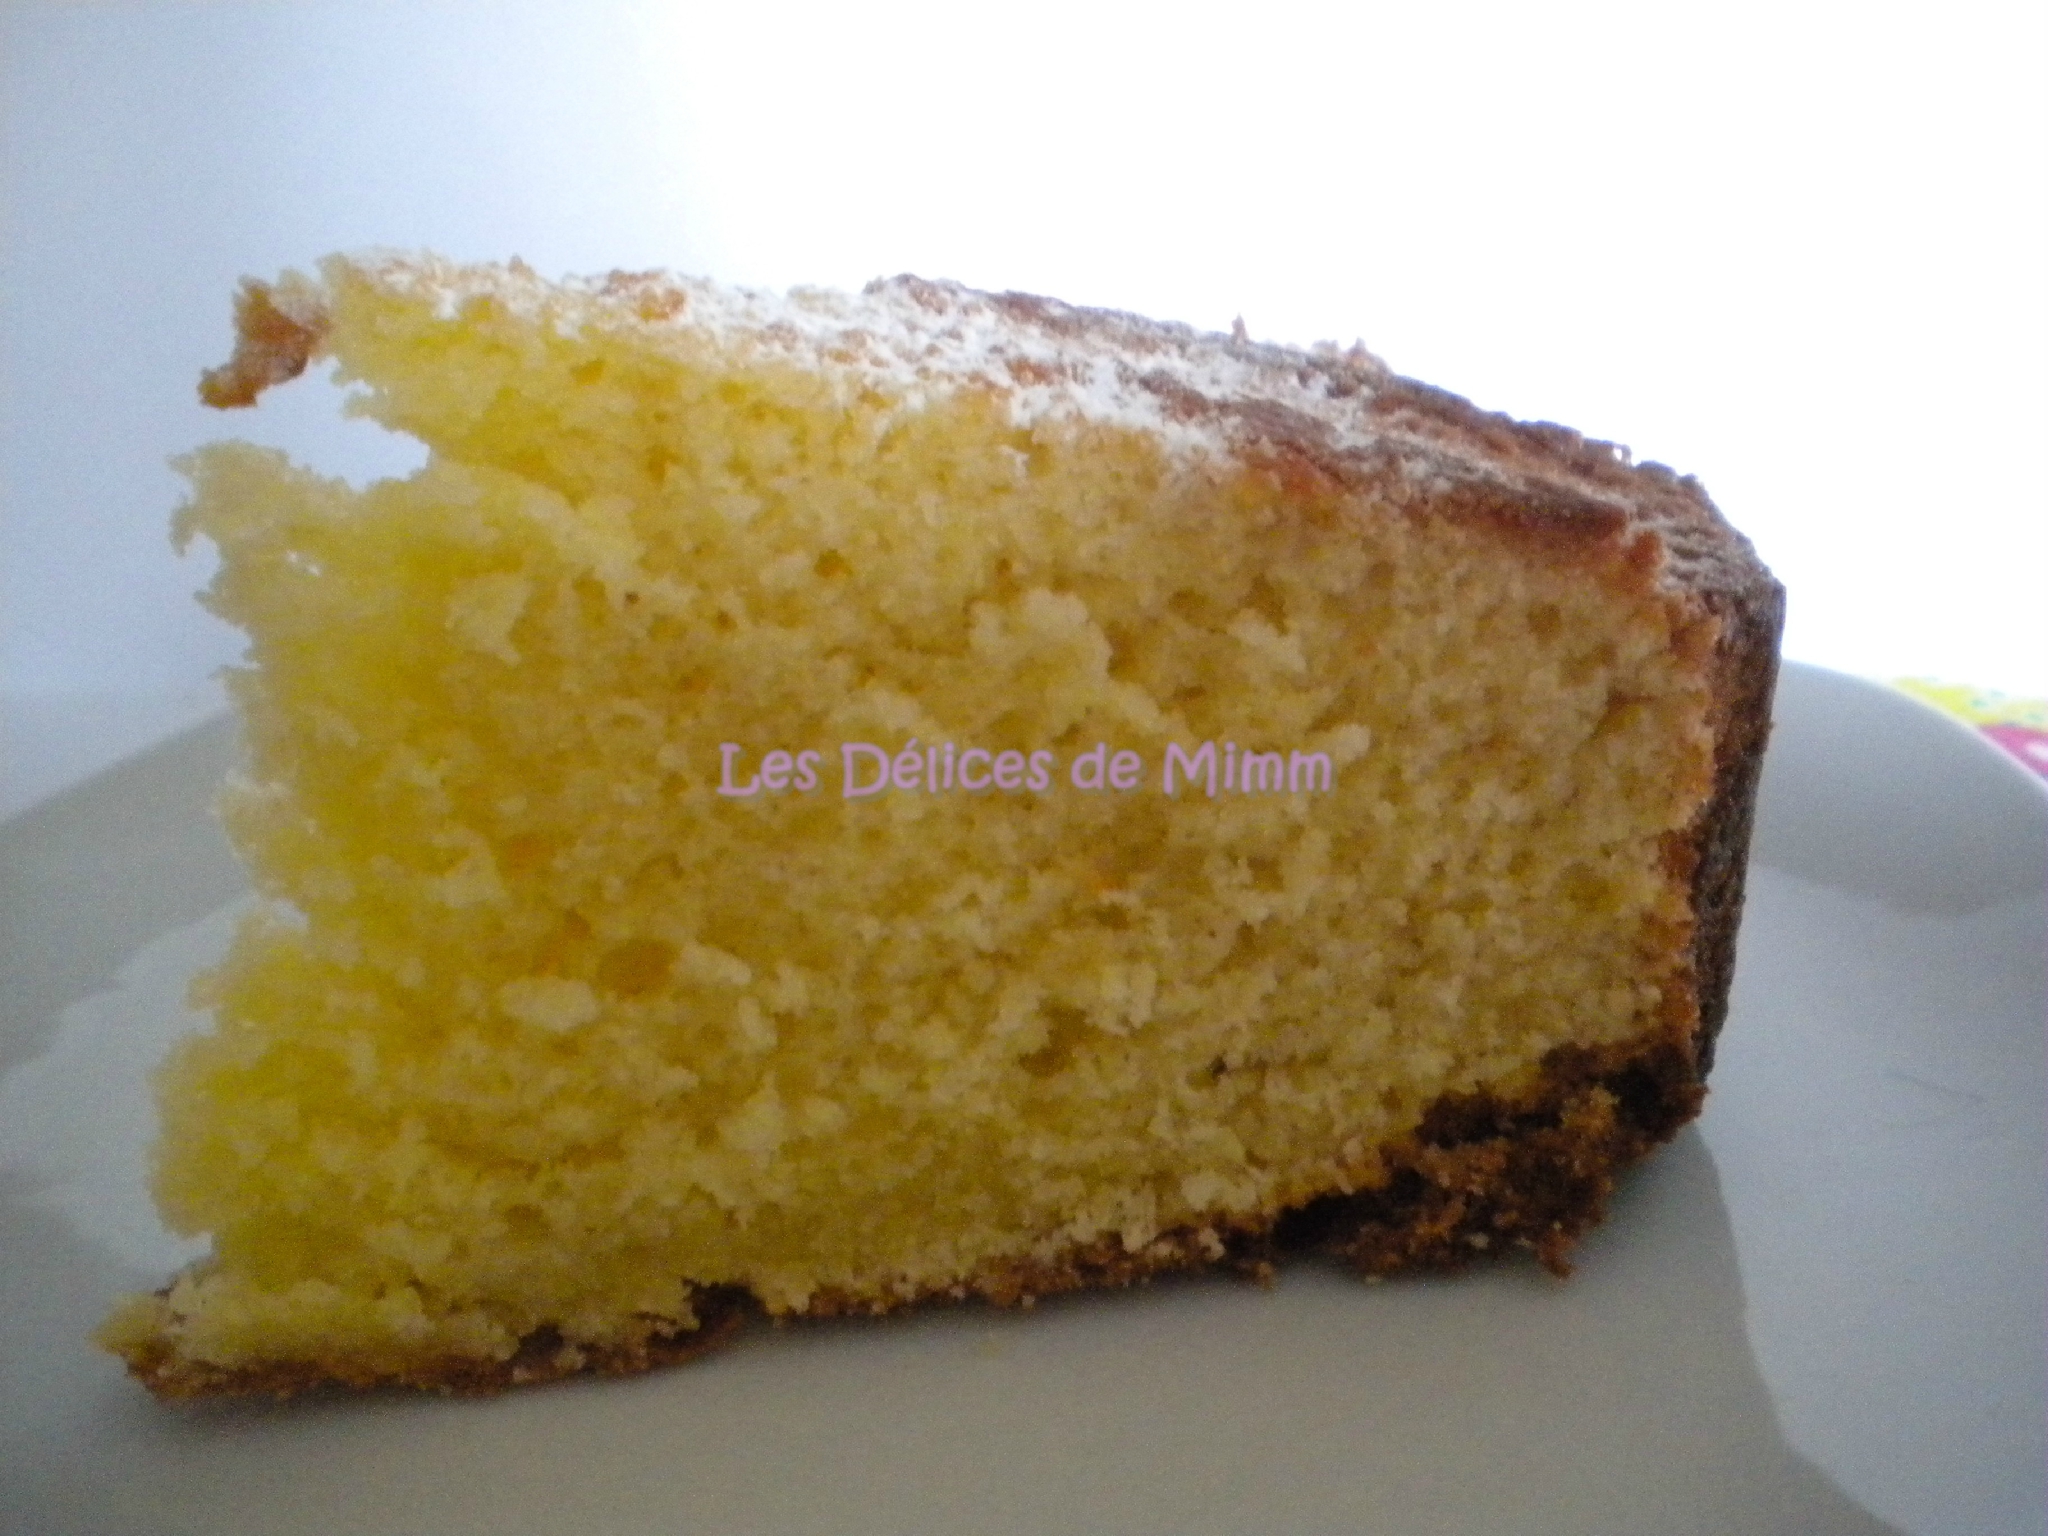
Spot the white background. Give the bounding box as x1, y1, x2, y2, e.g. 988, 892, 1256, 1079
3, 0, 2044, 818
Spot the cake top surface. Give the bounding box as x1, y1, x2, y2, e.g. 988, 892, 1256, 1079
216, 251, 1777, 604
345, 251, 1397, 448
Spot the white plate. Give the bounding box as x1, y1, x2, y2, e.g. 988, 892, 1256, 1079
3, 662, 2042, 1535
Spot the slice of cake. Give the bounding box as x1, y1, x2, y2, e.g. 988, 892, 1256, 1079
101, 254, 1782, 1397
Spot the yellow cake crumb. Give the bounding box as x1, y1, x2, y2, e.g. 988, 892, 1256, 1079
107, 254, 1778, 1396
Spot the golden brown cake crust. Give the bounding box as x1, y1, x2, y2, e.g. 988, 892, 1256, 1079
196, 277, 328, 409
117, 1291, 753, 1401
126, 266, 1784, 1400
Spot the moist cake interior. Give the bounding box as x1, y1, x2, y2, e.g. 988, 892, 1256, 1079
102, 258, 1746, 1393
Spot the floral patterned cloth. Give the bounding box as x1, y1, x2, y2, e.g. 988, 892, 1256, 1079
1892, 679, 2048, 784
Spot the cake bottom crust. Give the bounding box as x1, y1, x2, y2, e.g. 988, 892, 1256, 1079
115, 1033, 1702, 1400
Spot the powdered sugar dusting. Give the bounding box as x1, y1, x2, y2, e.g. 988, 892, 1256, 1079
336, 251, 1394, 464
285, 252, 1766, 606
